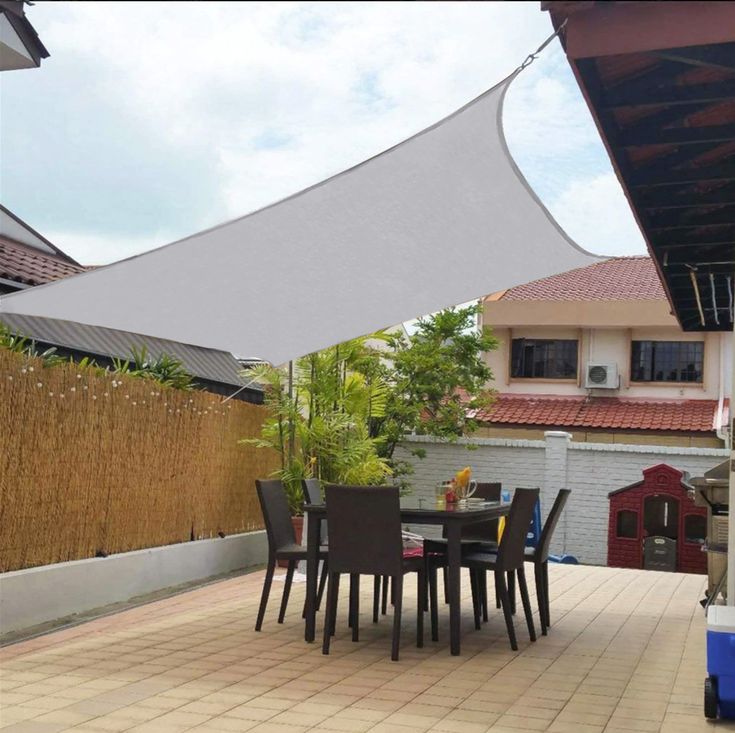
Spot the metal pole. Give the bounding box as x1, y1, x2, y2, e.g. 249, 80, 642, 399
728, 312, 734, 605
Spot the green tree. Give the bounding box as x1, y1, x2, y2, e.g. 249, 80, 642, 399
371, 304, 497, 460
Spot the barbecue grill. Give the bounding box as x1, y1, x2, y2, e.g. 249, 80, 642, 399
692, 459, 729, 608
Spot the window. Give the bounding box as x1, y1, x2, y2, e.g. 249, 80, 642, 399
616, 510, 638, 539
631, 340, 704, 383
510, 339, 578, 379
684, 515, 706, 544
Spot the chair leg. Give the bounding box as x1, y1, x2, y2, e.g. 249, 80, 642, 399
391, 574, 403, 661
507, 570, 516, 615
255, 552, 276, 631
542, 561, 551, 629
469, 569, 481, 630
416, 569, 425, 649
481, 570, 489, 622
495, 569, 518, 651
316, 560, 328, 610
442, 566, 449, 604
330, 573, 340, 636
429, 564, 439, 642
322, 572, 339, 655
517, 566, 536, 642
278, 560, 296, 624
350, 574, 360, 642
381, 575, 389, 615
373, 575, 381, 623
496, 584, 501, 609
533, 562, 547, 636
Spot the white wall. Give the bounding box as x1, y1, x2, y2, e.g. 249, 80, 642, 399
395, 435, 728, 565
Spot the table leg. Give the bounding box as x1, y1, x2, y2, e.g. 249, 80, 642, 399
304, 512, 320, 642
447, 522, 462, 655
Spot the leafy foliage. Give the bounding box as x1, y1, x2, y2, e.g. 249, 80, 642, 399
1, 322, 198, 390
126, 346, 198, 391
0, 321, 66, 367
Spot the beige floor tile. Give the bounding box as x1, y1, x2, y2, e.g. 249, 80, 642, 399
0, 567, 714, 733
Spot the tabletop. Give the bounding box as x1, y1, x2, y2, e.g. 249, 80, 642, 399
304, 497, 508, 523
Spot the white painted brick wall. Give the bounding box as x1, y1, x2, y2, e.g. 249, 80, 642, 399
395, 435, 727, 565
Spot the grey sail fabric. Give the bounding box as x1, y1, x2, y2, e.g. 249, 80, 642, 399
0, 73, 603, 365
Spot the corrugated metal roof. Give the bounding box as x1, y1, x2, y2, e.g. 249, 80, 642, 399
0, 313, 258, 390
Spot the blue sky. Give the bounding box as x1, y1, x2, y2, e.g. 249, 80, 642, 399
1, 1, 646, 265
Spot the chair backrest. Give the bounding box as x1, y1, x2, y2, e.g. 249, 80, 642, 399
324, 484, 403, 576
536, 489, 571, 562
255, 479, 296, 553
302, 478, 322, 505
302, 478, 327, 542
497, 487, 540, 571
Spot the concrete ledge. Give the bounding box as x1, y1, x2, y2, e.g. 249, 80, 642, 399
0, 530, 267, 635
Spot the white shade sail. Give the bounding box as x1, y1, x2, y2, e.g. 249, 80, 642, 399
1, 73, 603, 365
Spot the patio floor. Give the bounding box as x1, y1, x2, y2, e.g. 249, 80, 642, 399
1, 564, 733, 733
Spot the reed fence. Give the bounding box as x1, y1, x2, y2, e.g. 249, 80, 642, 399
0, 350, 278, 572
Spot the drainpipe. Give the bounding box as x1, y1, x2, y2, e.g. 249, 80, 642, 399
715, 333, 731, 449
729, 317, 735, 606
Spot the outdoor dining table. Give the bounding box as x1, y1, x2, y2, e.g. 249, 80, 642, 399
303, 496, 510, 656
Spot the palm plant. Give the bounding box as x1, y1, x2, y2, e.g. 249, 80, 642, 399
243, 336, 392, 515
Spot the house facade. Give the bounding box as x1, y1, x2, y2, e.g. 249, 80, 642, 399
478, 256, 732, 448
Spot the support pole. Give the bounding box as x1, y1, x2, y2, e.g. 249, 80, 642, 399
729, 315, 734, 605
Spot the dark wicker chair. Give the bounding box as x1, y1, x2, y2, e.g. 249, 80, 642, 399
254, 479, 327, 631
524, 489, 571, 635
321, 484, 425, 661
462, 487, 540, 650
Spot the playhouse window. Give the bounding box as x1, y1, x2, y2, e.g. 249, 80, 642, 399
684, 515, 706, 544
616, 510, 638, 539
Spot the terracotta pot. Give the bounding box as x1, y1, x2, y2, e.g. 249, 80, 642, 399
278, 516, 304, 568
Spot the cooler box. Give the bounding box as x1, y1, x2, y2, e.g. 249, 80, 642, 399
706, 606, 735, 719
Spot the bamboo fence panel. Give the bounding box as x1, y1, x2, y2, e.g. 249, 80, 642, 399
0, 350, 278, 572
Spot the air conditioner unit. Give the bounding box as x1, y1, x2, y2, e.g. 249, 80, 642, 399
584, 362, 619, 389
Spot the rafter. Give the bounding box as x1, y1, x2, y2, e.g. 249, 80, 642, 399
604, 80, 735, 109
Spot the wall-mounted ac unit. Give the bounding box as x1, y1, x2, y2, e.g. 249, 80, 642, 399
584, 362, 619, 389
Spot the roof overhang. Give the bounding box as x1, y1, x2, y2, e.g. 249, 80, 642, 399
0, 1, 48, 71
543, 1, 735, 332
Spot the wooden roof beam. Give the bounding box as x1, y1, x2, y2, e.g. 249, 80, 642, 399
604, 80, 735, 109
631, 162, 735, 187
653, 43, 735, 74
619, 124, 735, 148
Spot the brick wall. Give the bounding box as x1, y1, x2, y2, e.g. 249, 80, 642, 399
394, 434, 727, 565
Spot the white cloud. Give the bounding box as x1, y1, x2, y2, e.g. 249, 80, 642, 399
545, 173, 647, 257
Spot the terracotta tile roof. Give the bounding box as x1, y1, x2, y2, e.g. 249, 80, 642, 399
496, 256, 666, 302
474, 394, 723, 433
0, 237, 86, 287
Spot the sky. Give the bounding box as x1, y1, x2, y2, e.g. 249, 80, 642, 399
1, 1, 646, 266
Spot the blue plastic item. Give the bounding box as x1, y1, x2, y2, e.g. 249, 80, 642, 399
706, 606, 735, 719
525, 499, 542, 548
548, 554, 579, 564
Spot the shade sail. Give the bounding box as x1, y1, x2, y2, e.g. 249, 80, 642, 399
1, 72, 603, 365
